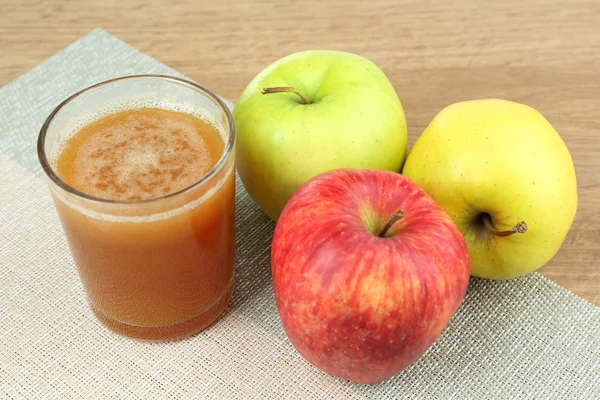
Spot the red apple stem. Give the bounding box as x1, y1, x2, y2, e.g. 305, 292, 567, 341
261, 86, 310, 105
378, 210, 405, 238
482, 213, 528, 237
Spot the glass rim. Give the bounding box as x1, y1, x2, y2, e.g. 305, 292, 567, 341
37, 74, 236, 205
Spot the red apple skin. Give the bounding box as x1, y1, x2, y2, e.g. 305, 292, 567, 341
271, 169, 470, 384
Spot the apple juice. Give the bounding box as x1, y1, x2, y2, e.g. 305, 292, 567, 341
53, 107, 235, 340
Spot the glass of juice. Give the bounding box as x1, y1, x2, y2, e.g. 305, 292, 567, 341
37, 75, 236, 341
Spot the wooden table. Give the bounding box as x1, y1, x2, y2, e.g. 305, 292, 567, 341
2, 0, 598, 306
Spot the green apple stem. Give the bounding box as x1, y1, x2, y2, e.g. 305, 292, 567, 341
378, 210, 405, 238
482, 213, 528, 237
261, 86, 310, 104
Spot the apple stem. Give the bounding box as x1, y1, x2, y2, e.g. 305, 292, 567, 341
378, 210, 405, 238
482, 213, 528, 237
261, 86, 310, 104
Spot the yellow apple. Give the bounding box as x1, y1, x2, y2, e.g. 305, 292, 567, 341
402, 99, 577, 280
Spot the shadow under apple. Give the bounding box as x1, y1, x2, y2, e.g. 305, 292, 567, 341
227, 174, 282, 334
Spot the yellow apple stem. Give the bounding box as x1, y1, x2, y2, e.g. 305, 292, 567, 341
378, 210, 405, 238
482, 213, 528, 237
261, 87, 310, 104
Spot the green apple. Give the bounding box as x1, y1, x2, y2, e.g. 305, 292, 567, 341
402, 99, 577, 280
232, 50, 407, 221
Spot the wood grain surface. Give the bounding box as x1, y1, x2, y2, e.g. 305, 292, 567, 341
1, 0, 598, 305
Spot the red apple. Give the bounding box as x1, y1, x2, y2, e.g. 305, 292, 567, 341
271, 169, 470, 384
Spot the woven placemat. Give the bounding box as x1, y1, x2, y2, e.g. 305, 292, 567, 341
0, 29, 598, 399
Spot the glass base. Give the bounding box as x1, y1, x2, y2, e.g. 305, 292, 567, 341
92, 280, 234, 342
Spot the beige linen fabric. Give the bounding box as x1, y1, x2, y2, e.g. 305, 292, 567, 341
0, 29, 598, 399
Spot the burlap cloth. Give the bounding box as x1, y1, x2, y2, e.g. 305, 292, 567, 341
0, 29, 598, 399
